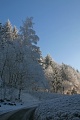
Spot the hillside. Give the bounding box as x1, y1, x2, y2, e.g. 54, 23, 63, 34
43, 55, 80, 94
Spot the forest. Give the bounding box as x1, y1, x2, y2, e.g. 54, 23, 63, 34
0, 17, 80, 101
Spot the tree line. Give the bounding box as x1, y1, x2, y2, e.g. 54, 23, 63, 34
42, 54, 80, 94
0, 17, 47, 100
0, 18, 80, 101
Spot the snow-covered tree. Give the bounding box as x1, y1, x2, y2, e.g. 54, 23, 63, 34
44, 54, 53, 69
0, 23, 5, 47
0, 41, 16, 99
3, 19, 13, 41
20, 17, 40, 56
13, 26, 18, 40
20, 17, 39, 45
0, 18, 49, 100
43, 55, 63, 93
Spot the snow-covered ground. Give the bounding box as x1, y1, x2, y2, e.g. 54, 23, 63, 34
0, 93, 40, 115
1, 91, 80, 120
34, 94, 80, 120
0, 91, 63, 115
29, 91, 64, 100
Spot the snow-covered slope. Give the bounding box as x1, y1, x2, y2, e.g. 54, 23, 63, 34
34, 94, 80, 120
0, 93, 40, 115
29, 91, 64, 100
1, 91, 80, 120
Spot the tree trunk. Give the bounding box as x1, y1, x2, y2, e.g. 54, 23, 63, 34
4, 84, 6, 99
18, 88, 21, 100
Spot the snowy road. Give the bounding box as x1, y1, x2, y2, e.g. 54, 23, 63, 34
0, 106, 36, 120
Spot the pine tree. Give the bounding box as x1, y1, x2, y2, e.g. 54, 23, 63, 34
44, 54, 52, 69
20, 17, 39, 51
20, 17, 39, 44
20, 17, 42, 63
0, 22, 5, 47
13, 26, 18, 40
51, 68, 62, 93
3, 19, 13, 41
0, 19, 48, 100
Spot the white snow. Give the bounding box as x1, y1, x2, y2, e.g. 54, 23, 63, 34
1, 91, 80, 120
0, 91, 64, 115
0, 91, 66, 115
29, 91, 64, 100
0, 93, 40, 115
34, 94, 80, 120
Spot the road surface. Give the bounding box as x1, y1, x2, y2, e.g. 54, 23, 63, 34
0, 107, 36, 120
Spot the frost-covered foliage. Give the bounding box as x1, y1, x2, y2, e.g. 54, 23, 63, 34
61, 63, 80, 94
0, 18, 48, 100
34, 95, 80, 120
20, 17, 39, 45
3, 19, 13, 41
43, 55, 80, 94
43, 55, 63, 93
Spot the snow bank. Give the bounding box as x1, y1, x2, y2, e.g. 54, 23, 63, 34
34, 94, 80, 120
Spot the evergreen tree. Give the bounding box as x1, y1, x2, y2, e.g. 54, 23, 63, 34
3, 19, 13, 41
13, 26, 18, 40
44, 54, 52, 69
0, 23, 5, 47
20, 17, 39, 45
44, 55, 63, 93
20, 17, 40, 53
0, 18, 48, 100
51, 68, 62, 93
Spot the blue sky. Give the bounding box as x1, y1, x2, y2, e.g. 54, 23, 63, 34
0, 0, 80, 70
